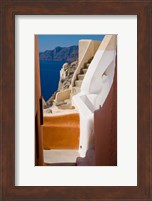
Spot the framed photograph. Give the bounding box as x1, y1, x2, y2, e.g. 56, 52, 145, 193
0, 0, 152, 200
35, 33, 117, 167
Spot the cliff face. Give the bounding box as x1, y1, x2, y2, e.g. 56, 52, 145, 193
58, 61, 78, 91
44, 60, 78, 108
39, 45, 78, 63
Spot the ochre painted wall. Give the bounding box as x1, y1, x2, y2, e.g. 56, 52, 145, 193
43, 113, 80, 149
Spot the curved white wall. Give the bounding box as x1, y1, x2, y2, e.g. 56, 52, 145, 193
72, 35, 117, 157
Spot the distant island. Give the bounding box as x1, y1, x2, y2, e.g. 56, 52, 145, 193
39, 45, 78, 63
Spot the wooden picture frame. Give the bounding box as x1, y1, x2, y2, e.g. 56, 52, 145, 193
0, 0, 152, 200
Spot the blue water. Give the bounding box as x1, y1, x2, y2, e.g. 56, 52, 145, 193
40, 61, 65, 101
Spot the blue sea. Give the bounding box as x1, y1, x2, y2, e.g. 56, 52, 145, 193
40, 60, 65, 101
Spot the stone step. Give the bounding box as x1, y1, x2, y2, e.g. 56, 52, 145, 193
44, 149, 80, 164
75, 80, 82, 87
78, 74, 85, 80
86, 63, 90, 68
82, 68, 88, 74
88, 57, 93, 63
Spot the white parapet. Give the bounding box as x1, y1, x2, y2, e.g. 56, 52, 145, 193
72, 35, 117, 157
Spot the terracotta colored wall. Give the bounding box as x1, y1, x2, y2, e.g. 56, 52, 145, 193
35, 35, 44, 166
43, 113, 80, 149
94, 64, 117, 166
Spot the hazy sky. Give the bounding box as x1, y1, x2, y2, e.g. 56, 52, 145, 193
38, 34, 105, 52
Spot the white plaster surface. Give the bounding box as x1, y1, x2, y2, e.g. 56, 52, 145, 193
73, 35, 117, 157
43, 107, 78, 116
44, 150, 80, 163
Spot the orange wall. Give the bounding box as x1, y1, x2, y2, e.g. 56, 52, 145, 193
43, 113, 80, 149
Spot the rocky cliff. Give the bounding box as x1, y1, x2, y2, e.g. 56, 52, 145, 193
44, 60, 78, 108
39, 45, 78, 63
58, 61, 78, 91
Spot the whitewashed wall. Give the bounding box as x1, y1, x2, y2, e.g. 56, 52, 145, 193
73, 35, 117, 157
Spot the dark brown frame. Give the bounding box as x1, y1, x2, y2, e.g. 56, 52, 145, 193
0, 0, 152, 200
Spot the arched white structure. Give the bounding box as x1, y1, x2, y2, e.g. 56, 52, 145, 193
72, 35, 117, 157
